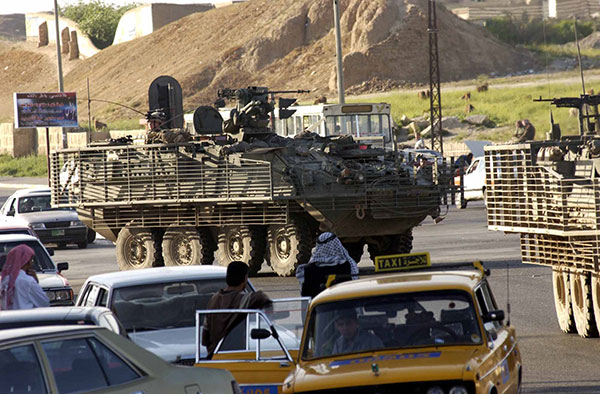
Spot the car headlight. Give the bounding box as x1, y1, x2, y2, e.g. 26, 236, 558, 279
31, 223, 46, 229
231, 381, 242, 394
46, 289, 73, 302
70, 220, 84, 227
449, 386, 468, 394
427, 387, 445, 394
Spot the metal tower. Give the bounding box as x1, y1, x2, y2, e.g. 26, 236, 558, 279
428, 0, 443, 154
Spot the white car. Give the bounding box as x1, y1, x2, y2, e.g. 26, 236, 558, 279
0, 234, 74, 306
455, 156, 486, 208
0, 188, 93, 248
76, 266, 256, 363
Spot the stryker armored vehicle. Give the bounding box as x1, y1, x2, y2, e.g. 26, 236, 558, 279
50, 76, 453, 276
485, 93, 600, 337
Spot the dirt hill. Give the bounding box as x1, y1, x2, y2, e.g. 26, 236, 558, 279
0, 0, 534, 123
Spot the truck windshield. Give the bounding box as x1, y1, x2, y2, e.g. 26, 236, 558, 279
302, 290, 482, 360
111, 279, 239, 332
0, 240, 55, 272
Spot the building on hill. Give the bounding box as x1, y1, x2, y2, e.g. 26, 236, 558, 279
0, 14, 26, 41
113, 3, 215, 45
448, 0, 600, 22
24, 12, 99, 58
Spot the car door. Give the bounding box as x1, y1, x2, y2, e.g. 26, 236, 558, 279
475, 280, 520, 393
196, 298, 308, 394
0, 341, 49, 393
464, 158, 483, 197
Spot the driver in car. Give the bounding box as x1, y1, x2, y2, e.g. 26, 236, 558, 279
19, 199, 34, 213
331, 309, 383, 355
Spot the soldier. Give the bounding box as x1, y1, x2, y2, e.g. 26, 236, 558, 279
513, 119, 535, 143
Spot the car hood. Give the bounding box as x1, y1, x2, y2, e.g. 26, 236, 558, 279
129, 326, 196, 363
17, 210, 78, 223
38, 272, 69, 289
291, 347, 479, 392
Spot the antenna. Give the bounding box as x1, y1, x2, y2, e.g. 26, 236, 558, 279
506, 261, 511, 326
574, 16, 586, 95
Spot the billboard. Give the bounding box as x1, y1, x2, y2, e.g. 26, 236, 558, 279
14, 92, 78, 128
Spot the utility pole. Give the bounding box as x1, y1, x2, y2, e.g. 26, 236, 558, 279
333, 0, 345, 104
54, 0, 64, 92
428, 0, 443, 154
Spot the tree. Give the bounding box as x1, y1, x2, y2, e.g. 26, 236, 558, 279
60, 0, 137, 49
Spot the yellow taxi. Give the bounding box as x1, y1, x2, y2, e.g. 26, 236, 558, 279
195, 256, 522, 394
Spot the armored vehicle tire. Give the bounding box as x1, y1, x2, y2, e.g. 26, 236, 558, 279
343, 242, 365, 263
569, 271, 598, 338
590, 274, 600, 334
267, 218, 313, 277
116, 227, 162, 270
162, 227, 214, 266
367, 231, 413, 261
552, 269, 576, 334
216, 226, 265, 275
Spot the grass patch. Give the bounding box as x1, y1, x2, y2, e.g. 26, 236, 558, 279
0, 155, 47, 177
349, 80, 591, 142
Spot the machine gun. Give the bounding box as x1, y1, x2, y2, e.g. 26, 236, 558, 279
535, 94, 600, 136
215, 87, 309, 141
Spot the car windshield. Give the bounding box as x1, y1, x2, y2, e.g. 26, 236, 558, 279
302, 290, 482, 360
0, 241, 55, 272
18, 196, 53, 213
112, 279, 231, 332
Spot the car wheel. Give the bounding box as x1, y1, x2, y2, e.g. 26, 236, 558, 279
459, 200, 468, 209
86, 229, 96, 244
57, 242, 67, 249
77, 241, 88, 249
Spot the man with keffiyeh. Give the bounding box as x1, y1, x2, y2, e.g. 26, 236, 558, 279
0, 244, 49, 310
296, 232, 359, 298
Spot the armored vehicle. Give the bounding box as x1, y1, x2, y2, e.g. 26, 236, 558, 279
50, 77, 452, 276
485, 93, 600, 337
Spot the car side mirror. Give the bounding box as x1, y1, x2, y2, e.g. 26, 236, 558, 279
7, 210, 14, 216
47, 249, 55, 256
482, 310, 505, 323
250, 328, 271, 340
57, 262, 69, 273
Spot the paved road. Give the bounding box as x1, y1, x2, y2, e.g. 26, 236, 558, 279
1, 183, 600, 393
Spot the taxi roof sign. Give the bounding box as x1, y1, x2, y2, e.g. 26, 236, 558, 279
374, 252, 431, 273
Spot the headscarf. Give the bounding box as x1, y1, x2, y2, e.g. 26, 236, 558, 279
0, 244, 36, 310
296, 232, 359, 285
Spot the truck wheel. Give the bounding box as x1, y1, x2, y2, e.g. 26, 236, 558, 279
216, 226, 265, 275
162, 227, 214, 266
552, 269, 576, 333
367, 231, 413, 261
342, 242, 365, 263
267, 218, 313, 277
116, 227, 161, 270
570, 271, 598, 338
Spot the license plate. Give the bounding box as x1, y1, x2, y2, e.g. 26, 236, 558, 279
51, 229, 65, 236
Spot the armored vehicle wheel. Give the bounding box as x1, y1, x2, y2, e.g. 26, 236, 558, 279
590, 274, 600, 334
267, 218, 313, 277
342, 242, 365, 263
367, 231, 413, 261
116, 227, 162, 270
569, 271, 598, 338
162, 227, 214, 266
216, 226, 265, 275
552, 269, 576, 333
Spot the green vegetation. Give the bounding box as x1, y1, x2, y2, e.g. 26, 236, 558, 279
0, 155, 47, 177
60, 0, 137, 48
484, 16, 598, 45
350, 79, 592, 141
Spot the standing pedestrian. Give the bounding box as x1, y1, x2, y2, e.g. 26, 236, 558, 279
0, 244, 49, 310
296, 232, 359, 298
202, 261, 271, 357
